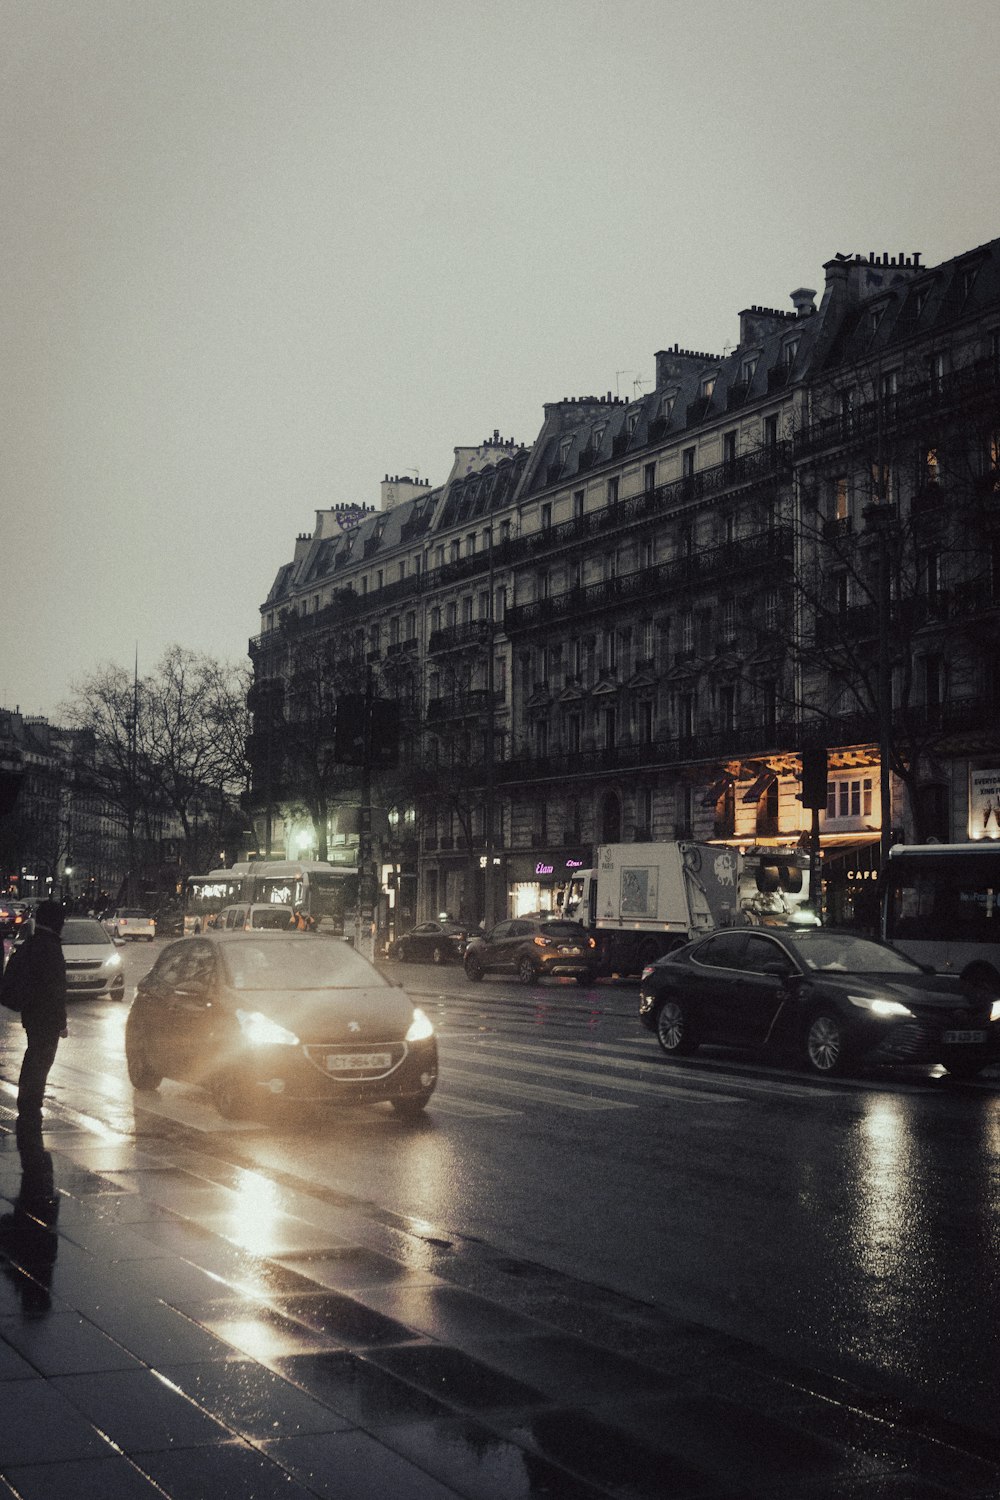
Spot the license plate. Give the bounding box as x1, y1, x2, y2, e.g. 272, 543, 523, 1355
327, 1052, 391, 1072
68, 973, 92, 984
943, 1029, 986, 1045
558, 946, 581, 955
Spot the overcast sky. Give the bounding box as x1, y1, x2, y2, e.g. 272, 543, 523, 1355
2, 0, 997, 720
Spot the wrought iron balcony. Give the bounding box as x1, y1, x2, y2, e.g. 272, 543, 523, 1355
428, 620, 492, 654
497, 717, 800, 783
505, 526, 793, 634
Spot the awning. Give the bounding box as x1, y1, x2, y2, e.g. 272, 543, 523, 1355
821, 835, 881, 870
742, 769, 777, 804
701, 774, 734, 807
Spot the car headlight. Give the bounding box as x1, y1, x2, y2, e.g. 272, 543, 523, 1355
236, 1009, 300, 1046
990, 999, 1000, 1023
406, 1007, 434, 1042
103, 952, 123, 970
848, 994, 914, 1019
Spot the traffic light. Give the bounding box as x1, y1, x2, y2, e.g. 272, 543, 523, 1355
800, 743, 828, 810
333, 695, 400, 767
369, 699, 400, 768
333, 695, 367, 765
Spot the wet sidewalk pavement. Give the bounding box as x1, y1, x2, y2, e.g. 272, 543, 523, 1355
1, 1097, 999, 1500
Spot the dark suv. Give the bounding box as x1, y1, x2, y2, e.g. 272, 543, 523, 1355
463, 918, 596, 986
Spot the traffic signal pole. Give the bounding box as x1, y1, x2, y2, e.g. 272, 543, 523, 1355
356, 673, 376, 961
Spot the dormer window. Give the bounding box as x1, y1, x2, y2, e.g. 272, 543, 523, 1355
961, 264, 980, 302
868, 305, 885, 338
782, 337, 800, 368
700, 376, 716, 399
659, 392, 676, 419
559, 438, 572, 463
739, 355, 758, 385
592, 423, 606, 450
626, 410, 640, 435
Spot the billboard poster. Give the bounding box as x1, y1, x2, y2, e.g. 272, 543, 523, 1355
968, 767, 1000, 840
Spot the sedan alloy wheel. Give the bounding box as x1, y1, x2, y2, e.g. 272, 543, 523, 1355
655, 998, 699, 1055
805, 1011, 849, 1075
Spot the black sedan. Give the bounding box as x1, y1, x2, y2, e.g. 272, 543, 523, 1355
639, 928, 1000, 1079
124, 932, 438, 1119
387, 920, 469, 965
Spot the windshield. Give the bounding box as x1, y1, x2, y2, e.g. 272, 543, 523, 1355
791, 932, 922, 974
63, 919, 112, 946
219, 936, 388, 991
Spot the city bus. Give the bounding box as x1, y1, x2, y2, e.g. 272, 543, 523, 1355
882, 843, 1000, 993
184, 867, 252, 933
184, 860, 359, 935
246, 860, 359, 935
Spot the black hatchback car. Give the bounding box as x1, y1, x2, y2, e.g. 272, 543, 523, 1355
124, 932, 438, 1119
463, 918, 596, 985
639, 928, 1000, 1079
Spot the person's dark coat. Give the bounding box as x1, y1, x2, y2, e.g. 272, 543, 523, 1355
13, 926, 67, 1036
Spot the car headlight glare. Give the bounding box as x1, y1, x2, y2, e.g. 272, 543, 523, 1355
104, 953, 123, 970
990, 998, 1000, 1023
406, 1007, 434, 1042
848, 994, 914, 1019
236, 1009, 299, 1047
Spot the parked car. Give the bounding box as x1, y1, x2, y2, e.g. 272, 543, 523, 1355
8, 916, 126, 1000
124, 932, 438, 1120
0, 902, 29, 940
639, 928, 1000, 1079
109, 909, 156, 942
217, 903, 295, 932
153, 908, 185, 938
463, 917, 597, 985
387, 920, 469, 965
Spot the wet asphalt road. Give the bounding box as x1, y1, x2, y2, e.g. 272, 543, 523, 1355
10, 939, 1000, 1465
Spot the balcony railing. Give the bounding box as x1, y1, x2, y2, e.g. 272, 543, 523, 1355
814, 579, 1000, 646
796, 357, 1000, 460
428, 620, 492, 654
427, 689, 504, 721
497, 718, 800, 782
505, 525, 793, 634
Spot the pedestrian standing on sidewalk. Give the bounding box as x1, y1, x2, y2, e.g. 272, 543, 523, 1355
0, 898, 67, 1223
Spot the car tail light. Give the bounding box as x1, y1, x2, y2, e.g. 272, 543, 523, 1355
533, 935, 549, 948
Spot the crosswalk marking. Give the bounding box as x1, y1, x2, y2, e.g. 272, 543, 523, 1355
446, 1036, 831, 1101
442, 1064, 636, 1111
442, 1041, 742, 1105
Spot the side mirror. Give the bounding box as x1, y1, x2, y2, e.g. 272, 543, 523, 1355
114, 937, 126, 948
763, 961, 796, 982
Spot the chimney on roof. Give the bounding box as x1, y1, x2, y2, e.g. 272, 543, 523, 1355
790, 287, 817, 317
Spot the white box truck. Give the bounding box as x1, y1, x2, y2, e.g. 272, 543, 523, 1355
562, 842, 811, 976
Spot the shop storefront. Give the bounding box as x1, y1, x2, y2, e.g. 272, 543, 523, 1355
504, 850, 591, 919
821, 837, 881, 931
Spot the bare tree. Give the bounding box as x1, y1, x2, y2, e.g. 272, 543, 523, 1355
788, 345, 1000, 841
